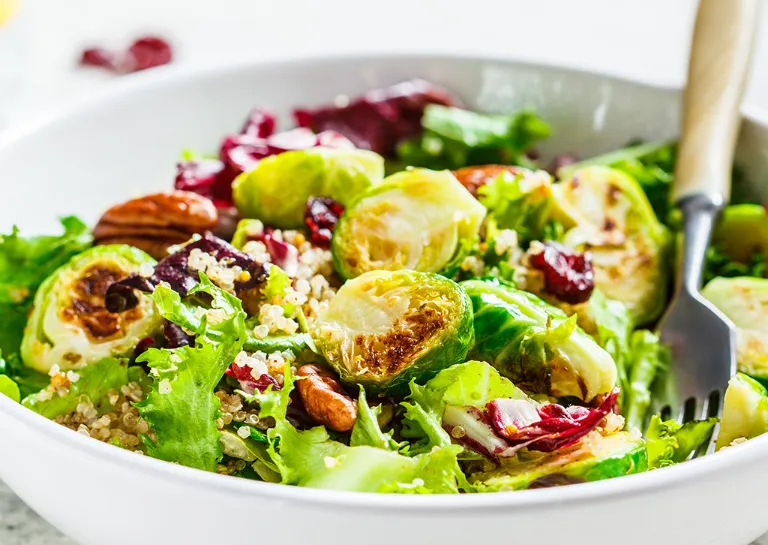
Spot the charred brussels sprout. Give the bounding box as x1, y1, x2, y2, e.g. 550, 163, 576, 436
461, 279, 617, 401
702, 277, 768, 383
232, 147, 384, 229
552, 166, 671, 325
332, 168, 486, 279
21, 246, 163, 374
310, 270, 473, 395
716, 373, 768, 451
470, 431, 647, 492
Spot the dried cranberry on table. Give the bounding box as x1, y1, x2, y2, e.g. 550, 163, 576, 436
528, 241, 595, 305
80, 47, 117, 70
293, 79, 459, 156
304, 197, 345, 248
79, 35, 173, 74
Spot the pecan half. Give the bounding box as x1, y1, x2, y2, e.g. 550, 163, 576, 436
94, 191, 218, 259
452, 164, 524, 196
296, 365, 357, 432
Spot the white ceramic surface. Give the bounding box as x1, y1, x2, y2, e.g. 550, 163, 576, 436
1, 54, 768, 545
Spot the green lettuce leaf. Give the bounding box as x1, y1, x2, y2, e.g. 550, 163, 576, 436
0, 375, 20, 402
0, 350, 49, 399
644, 414, 717, 468
476, 170, 554, 243
704, 245, 765, 284
251, 367, 465, 493
396, 106, 550, 171
350, 387, 399, 450
22, 357, 128, 419
0, 217, 92, 358
588, 290, 632, 403
624, 330, 667, 431
0, 216, 92, 305
136, 274, 247, 471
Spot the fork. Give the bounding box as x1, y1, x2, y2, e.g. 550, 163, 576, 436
653, 0, 759, 434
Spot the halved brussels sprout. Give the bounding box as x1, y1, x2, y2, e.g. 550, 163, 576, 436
232, 147, 384, 229
716, 373, 768, 451
21, 246, 163, 374
552, 166, 671, 325
461, 279, 617, 401
331, 168, 486, 279
471, 431, 647, 491
702, 277, 768, 382
310, 270, 473, 395
711, 204, 768, 272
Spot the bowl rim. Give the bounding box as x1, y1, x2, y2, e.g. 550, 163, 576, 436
2, 50, 768, 511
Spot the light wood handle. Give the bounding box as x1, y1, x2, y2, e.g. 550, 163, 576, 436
674, 0, 759, 204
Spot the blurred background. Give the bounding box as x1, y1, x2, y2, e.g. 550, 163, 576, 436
2, 0, 768, 543
2, 0, 768, 131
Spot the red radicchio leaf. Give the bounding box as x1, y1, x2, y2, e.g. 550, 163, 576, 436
293, 79, 459, 156
443, 405, 514, 459
445, 388, 620, 460
261, 234, 299, 276
105, 233, 268, 313
225, 363, 281, 395
488, 388, 620, 453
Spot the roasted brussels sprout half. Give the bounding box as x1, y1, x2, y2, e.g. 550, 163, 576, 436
716, 373, 768, 451
552, 166, 671, 325
21, 246, 163, 374
310, 270, 473, 395
232, 147, 384, 229
470, 431, 647, 492
461, 279, 617, 401
702, 277, 768, 383
332, 168, 486, 279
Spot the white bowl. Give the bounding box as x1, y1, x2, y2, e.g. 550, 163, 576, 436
1, 54, 768, 545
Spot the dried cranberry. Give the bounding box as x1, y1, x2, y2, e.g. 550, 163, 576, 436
134, 337, 156, 357
127, 36, 173, 72
293, 79, 458, 156
528, 241, 595, 304
241, 107, 277, 138
174, 159, 225, 200
80, 47, 116, 69
304, 197, 345, 248
105, 233, 268, 313
163, 322, 194, 348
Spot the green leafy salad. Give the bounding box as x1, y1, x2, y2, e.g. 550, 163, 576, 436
2, 79, 767, 494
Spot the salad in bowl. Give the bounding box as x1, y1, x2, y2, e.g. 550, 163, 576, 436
1, 78, 766, 495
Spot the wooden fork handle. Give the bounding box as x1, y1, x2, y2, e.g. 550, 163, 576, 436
673, 0, 759, 204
